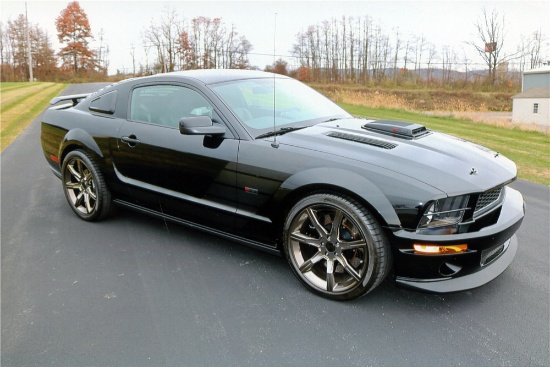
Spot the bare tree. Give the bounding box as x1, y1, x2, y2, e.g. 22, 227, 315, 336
425, 42, 437, 84
467, 7, 520, 85
413, 34, 426, 75
144, 7, 182, 72
392, 28, 402, 81
441, 45, 456, 84
129, 43, 136, 75
528, 29, 546, 69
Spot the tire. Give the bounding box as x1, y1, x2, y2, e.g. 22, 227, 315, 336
283, 193, 391, 301
61, 150, 113, 221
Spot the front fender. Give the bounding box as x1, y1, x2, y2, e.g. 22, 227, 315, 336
278, 167, 401, 227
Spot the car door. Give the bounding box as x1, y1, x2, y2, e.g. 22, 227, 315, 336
112, 83, 239, 231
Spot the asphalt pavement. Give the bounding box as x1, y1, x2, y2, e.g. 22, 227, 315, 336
2, 83, 549, 367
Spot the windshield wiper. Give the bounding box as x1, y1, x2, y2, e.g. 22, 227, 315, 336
255, 126, 309, 139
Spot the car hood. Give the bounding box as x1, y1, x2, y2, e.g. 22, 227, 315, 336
277, 118, 517, 195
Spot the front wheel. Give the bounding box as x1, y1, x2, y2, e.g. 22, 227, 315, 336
61, 150, 113, 221
283, 193, 391, 301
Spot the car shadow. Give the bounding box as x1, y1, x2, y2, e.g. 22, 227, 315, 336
102, 207, 511, 311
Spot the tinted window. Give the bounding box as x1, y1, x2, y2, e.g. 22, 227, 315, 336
130, 85, 213, 128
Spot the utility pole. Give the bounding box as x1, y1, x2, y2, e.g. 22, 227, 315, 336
25, 1, 34, 82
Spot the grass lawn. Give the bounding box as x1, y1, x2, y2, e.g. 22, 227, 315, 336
339, 103, 550, 186
1, 82, 66, 152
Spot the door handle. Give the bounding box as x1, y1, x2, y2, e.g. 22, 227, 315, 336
121, 135, 141, 147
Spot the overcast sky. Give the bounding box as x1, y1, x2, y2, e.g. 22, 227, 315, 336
2, 0, 549, 75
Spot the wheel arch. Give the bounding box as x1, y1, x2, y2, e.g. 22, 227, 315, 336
59, 128, 104, 165
275, 167, 402, 230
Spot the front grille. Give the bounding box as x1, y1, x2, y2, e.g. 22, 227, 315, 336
474, 187, 503, 216
327, 132, 398, 149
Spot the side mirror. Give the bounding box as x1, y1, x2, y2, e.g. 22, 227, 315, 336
179, 116, 226, 136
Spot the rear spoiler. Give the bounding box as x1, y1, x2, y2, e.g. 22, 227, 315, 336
49, 93, 91, 106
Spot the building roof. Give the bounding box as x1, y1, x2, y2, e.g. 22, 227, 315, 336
512, 87, 550, 99
523, 66, 550, 75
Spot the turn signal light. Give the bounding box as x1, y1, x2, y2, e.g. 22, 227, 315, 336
413, 244, 468, 255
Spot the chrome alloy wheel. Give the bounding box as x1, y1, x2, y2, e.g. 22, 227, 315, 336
287, 203, 370, 294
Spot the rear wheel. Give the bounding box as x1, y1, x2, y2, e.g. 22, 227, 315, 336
283, 193, 391, 300
61, 150, 113, 221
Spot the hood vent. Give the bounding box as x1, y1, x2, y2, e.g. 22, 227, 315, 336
327, 132, 397, 149
362, 120, 431, 140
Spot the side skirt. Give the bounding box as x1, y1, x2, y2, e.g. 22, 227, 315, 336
113, 199, 282, 256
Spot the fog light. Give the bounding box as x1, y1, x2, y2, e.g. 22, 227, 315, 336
413, 244, 468, 255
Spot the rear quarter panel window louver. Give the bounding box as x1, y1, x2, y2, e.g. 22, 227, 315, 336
327, 132, 398, 149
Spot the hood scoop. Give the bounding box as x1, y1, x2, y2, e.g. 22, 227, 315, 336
362, 120, 431, 140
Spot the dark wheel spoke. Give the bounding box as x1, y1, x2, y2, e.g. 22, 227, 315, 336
335, 254, 362, 282
298, 251, 324, 274
87, 188, 97, 201
74, 191, 85, 208
306, 207, 328, 237
67, 163, 81, 181
65, 181, 80, 190
339, 239, 366, 251
84, 193, 94, 213
84, 172, 93, 183
76, 160, 84, 177
326, 258, 336, 292
290, 231, 321, 248
330, 209, 344, 242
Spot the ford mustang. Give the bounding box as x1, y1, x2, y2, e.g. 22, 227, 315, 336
41, 70, 525, 300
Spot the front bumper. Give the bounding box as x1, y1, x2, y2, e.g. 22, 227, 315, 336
390, 186, 524, 293
396, 236, 517, 293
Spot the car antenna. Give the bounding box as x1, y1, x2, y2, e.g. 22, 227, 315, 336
271, 12, 279, 149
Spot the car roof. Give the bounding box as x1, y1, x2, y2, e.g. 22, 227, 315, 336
157, 69, 289, 85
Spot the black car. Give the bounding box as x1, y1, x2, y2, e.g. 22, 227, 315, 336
41, 70, 525, 300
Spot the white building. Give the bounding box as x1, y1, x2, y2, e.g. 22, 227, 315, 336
512, 66, 550, 128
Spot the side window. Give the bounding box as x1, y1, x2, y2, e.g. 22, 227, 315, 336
89, 90, 117, 114
130, 85, 213, 128
533, 103, 539, 114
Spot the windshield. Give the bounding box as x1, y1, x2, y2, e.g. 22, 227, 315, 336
210, 77, 351, 138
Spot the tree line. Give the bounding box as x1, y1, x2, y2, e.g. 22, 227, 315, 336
136, 8, 252, 75
1, 1, 547, 88
1, 14, 58, 82
289, 10, 546, 87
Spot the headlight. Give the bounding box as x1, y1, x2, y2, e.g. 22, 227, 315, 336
417, 195, 470, 235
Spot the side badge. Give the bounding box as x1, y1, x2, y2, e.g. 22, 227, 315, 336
470, 167, 478, 175
244, 187, 259, 195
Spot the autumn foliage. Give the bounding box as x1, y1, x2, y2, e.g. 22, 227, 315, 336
55, 1, 100, 77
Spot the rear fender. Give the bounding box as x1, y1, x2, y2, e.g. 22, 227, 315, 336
278, 167, 401, 227
59, 128, 104, 163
